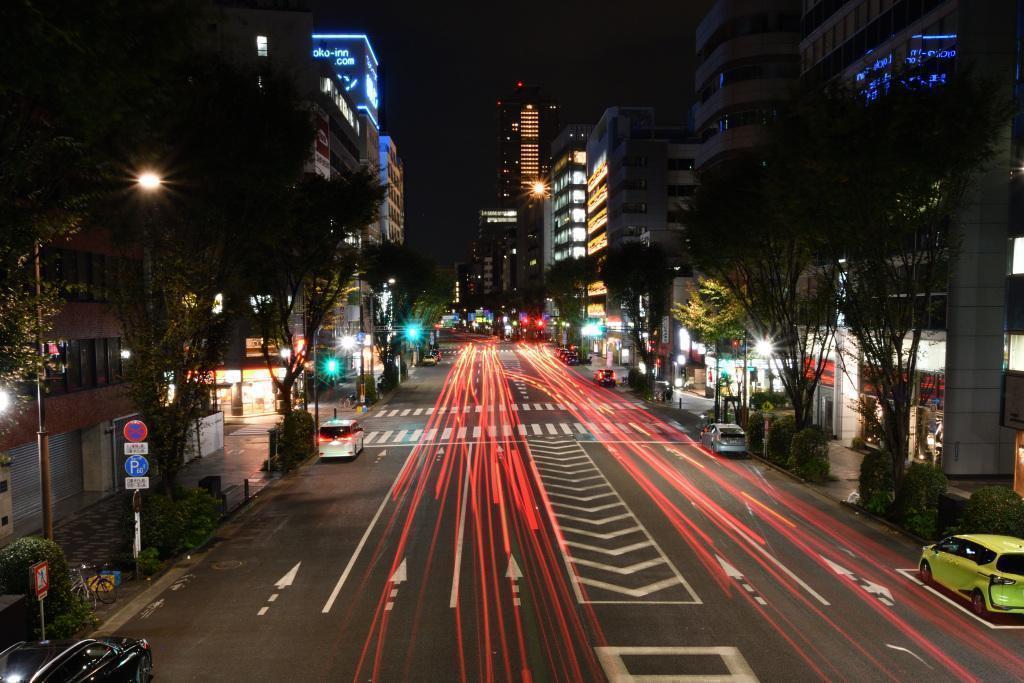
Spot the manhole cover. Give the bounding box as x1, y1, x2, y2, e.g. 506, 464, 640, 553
211, 560, 243, 570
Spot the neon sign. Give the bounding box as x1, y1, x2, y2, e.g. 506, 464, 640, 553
312, 34, 380, 129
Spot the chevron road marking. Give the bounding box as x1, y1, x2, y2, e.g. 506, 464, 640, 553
577, 576, 681, 598
571, 556, 668, 575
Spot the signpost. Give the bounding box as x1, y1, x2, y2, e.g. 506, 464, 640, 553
122, 424, 149, 577
31, 560, 48, 639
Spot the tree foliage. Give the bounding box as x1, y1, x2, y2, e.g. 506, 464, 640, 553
671, 277, 745, 345
547, 256, 600, 346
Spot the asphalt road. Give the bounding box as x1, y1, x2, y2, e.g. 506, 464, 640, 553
103, 333, 1024, 682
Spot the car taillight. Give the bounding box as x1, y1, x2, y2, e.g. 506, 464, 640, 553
991, 575, 1016, 585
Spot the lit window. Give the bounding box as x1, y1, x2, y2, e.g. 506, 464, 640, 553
256, 35, 268, 57
572, 227, 587, 242
1010, 333, 1024, 371
1012, 237, 1024, 274
572, 246, 586, 259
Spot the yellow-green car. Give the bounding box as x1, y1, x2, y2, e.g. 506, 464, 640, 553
919, 534, 1024, 616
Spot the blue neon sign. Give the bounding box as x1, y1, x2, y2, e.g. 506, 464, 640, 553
312, 34, 380, 129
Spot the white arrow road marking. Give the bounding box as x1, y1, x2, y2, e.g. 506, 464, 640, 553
821, 555, 894, 606
885, 644, 931, 668
507, 555, 523, 607
822, 557, 856, 578
577, 576, 681, 598
716, 555, 767, 607
450, 444, 474, 608
386, 558, 408, 612
716, 555, 744, 580
275, 562, 301, 589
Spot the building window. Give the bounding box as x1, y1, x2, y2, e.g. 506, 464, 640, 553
668, 158, 695, 171
622, 203, 647, 214
256, 35, 269, 57
622, 156, 648, 168
1012, 237, 1024, 275
1010, 333, 1024, 371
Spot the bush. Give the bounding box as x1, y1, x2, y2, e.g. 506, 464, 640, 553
136, 548, 163, 577
124, 488, 224, 560
358, 374, 377, 404
850, 436, 867, 451
177, 488, 222, 548
750, 390, 787, 410
892, 462, 948, 539
766, 415, 796, 467
278, 410, 314, 472
627, 368, 642, 389
746, 411, 765, 454
791, 426, 830, 482
0, 536, 95, 638
858, 449, 894, 515
961, 487, 1024, 537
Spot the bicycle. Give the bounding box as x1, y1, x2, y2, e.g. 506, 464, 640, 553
71, 564, 116, 607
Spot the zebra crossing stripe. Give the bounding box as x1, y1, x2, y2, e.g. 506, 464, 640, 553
487, 426, 496, 438
457, 426, 467, 440
410, 429, 422, 441
442, 427, 452, 440
560, 423, 573, 435
394, 430, 408, 443
545, 423, 558, 435
424, 428, 436, 440
502, 425, 512, 437
413, 408, 423, 416
380, 430, 393, 443
511, 404, 519, 411
365, 432, 379, 444
474, 405, 481, 413
522, 404, 531, 411
545, 403, 555, 410
400, 409, 411, 417
531, 424, 543, 436
518, 424, 527, 436
556, 403, 565, 410
425, 407, 434, 415
574, 423, 586, 433
473, 426, 481, 438
534, 403, 544, 410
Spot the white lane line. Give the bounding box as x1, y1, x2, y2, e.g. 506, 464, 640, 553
258, 606, 269, 616
322, 438, 420, 614
268, 593, 279, 602
450, 444, 474, 608
894, 568, 1024, 629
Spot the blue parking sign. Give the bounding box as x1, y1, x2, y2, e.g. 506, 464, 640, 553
125, 455, 149, 477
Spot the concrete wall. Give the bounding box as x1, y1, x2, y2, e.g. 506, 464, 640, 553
81, 422, 114, 493
184, 412, 225, 461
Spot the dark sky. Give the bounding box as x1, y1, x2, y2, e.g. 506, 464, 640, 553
313, 0, 714, 266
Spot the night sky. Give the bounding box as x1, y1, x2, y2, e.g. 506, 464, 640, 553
313, 0, 714, 266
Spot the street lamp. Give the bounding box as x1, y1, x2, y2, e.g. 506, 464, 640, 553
0, 389, 11, 414
136, 172, 162, 190
531, 181, 547, 196
756, 339, 773, 357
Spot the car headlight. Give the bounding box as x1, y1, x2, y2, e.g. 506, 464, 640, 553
991, 575, 1016, 585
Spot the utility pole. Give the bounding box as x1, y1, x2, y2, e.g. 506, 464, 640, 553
34, 242, 53, 540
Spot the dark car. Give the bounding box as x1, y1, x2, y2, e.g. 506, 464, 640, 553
594, 369, 616, 387
0, 637, 153, 682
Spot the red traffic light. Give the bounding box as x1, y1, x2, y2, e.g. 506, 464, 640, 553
536, 320, 545, 328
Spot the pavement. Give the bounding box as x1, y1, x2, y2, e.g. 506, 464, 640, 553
91, 334, 1024, 681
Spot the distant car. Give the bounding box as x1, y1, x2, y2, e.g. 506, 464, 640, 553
318, 419, 365, 459
594, 369, 617, 387
421, 354, 437, 366
919, 534, 1024, 615
700, 423, 747, 455
429, 348, 442, 361
555, 347, 569, 360
0, 637, 153, 682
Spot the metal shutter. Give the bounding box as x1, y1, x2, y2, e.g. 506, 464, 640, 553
9, 430, 84, 525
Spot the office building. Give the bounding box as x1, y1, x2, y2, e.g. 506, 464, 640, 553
496, 83, 560, 206
550, 125, 592, 262
379, 135, 405, 244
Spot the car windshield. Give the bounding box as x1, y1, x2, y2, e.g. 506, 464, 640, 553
720, 428, 744, 437
0, 643, 63, 681
320, 425, 352, 439
996, 553, 1024, 576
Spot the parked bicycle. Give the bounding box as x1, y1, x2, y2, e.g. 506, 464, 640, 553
71, 563, 116, 607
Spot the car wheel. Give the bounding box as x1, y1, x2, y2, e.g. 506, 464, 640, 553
919, 561, 933, 585
971, 589, 988, 616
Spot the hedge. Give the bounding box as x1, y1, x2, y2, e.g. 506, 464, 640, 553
960, 487, 1024, 537
791, 426, 830, 482
766, 415, 796, 467
0, 537, 95, 638
891, 462, 947, 540
858, 449, 894, 515
278, 410, 314, 472
745, 411, 765, 454
123, 487, 223, 560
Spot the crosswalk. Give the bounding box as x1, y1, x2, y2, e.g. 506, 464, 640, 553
369, 401, 642, 418
228, 425, 274, 437
361, 420, 685, 445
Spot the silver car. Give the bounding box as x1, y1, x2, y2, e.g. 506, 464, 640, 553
318, 419, 365, 459
700, 423, 747, 455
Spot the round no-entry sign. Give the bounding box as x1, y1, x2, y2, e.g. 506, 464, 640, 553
123, 420, 148, 443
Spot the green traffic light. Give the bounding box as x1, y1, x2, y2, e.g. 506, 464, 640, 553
324, 357, 340, 376
406, 325, 421, 341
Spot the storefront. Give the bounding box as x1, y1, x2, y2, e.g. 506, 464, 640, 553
215, 367, 286, 417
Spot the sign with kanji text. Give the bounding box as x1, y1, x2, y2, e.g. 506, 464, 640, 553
123, 420, 148, 443
31, 560, 49, 600
125, 477, 150, 490
123, 442, 148, 455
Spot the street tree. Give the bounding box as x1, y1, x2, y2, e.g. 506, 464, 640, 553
782, 75, 1010, 484
602, 242, 671, 389
247, 171, 382, 413
671, 277, 746, 346
546, 256, 599, 346
107, 56, 314, 491
687, 155, 840, 430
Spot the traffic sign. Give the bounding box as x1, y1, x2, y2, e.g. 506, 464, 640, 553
123, 442, 148, 455
124, 454, 149, 476
126, 477, 150, 490
123, 420, 148, 443
31, 560, 49, 600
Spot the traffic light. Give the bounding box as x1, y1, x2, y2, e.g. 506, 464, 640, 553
406, 324, 422, 342
323, 357, 340, 377
536, 319, 545, 328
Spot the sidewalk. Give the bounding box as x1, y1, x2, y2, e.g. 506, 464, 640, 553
52, 416, 276, 569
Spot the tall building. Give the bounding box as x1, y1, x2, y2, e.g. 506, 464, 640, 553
586, 107, 699, 370
693, 0, 801, 169
473, 209, 518, 296
515, 190, 551, 294
550, 125, 592, 262
796, 0, 1017, 480
496, 83, 560, 206
378, 135, 405, 244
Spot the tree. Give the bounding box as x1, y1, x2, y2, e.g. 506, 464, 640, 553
687, 156, 839, 430
246, 171, 381, 413
546, 256, 599, 346
671, 277, 745, 345
602, 243, 671, 388
107, 56, 315, 491
784, 75, 1010, 484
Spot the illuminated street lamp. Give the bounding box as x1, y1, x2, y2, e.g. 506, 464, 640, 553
0, 389, 11, 413
531, 181, 547, 196
756, 339, 773, 357
339, 335, 356, 351
280, 347, 292, 361
136, 172, 162, 190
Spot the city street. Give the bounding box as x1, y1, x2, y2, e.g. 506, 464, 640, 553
96, 333, 1024, 681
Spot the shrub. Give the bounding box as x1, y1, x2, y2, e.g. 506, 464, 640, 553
858, 449, 894, 515
750, 390, 787, 410
278, 409, 314, 472
136, 548, 163, 577
0, 536, 94, 638
765, 415, 796, 467
358, 374, 377, 404
746, 411, 765, 454
177, 488, 222, 548
892, 462, 948, 539
791, 426, 830, 482
961, 487, 1024, 537
850, 436, 867, 451
627, 368, 642, 389
125, 488, 224, 560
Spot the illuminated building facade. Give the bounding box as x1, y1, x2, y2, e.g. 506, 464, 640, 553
378, 135, 405, 244
550, 125, 592, 262
496, 83, 560, 206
